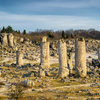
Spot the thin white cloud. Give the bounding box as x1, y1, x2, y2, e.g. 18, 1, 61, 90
22, 1, 88, 10
0, 11, 100, 32
20, 0, 100, 11
88, 0, 100, 7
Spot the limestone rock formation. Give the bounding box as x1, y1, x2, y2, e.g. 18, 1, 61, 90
16, 51, 23, 65
75, 38, 87, 77
0, 33, 8, 46
19, 37, 24, 43
58, 39, 69, 78
8, 33, 14, 47
40, 36, 50, 69
21, 79, 35, 87
13, 37, 17, 45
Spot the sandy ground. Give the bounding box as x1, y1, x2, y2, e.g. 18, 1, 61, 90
86, 51, 98, 61
0, 51, 99, 96
1, 51, 98, 65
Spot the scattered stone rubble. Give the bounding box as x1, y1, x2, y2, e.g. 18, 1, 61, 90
0, 33, 100, 99
21, 79, 35, 87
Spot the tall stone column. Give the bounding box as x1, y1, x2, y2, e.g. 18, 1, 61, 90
16, 51, 23, 65
98, 46, 100, 63
40, 36, 50, 69
75, 38, 87, 77
8, 33, 14, 47
13, 37, 17, 45
0, 33, 8, 47
58, 39, 69, 78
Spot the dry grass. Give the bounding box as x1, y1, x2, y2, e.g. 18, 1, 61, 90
8, 85, 100, 100
0, 62, 3, 65
50, 63, 59, 68
0, 96, 7, 100
1, 66, 9, 70
0, 58, 4, 61
6, 60, 15, 64
0, 82, 5, 85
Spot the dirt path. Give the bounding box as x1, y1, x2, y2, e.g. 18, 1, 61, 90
25, 83, 93, 93
37, 83, 92, 91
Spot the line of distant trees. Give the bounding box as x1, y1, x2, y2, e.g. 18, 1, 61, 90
1, 25, 100, 41
29, 28, 100, 40
0, 25, 26, 35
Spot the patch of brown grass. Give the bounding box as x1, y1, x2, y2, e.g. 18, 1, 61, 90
0, 82, 5, 85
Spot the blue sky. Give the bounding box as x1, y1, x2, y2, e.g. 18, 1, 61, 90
0, 0, 100, 32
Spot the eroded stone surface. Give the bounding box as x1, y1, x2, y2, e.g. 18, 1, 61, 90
40, 36, 50, 69
75, 38, 87, 77
16, 50, 23, 65
58, 39, 69, 78
8, 33, 14, 47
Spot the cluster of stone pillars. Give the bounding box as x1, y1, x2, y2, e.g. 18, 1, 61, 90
39, 36, 87, 78
0, 33, 14, 47
14, 36, 100, 78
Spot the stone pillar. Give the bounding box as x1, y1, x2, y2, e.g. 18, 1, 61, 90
75, 38, 87, 77
13, 37, 17, 45
58, 39, 69, 78
16, 51, 23, 65
8, 33, 14, 47
98, 46, 100, 63
40, 36, 50, 69
68, 52, 73, 76
0, 33, 8, 46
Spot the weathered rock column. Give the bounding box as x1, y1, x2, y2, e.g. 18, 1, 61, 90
13, 37, 17, 45
75, 38, 87, 77
98, 46, 100, 63
16, 51, 23, 65
8, 33, 14, 47
40, 36, 50, 69
0, 33, 8, 46
68, 52, 73, 76
58, 39, 69, 78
